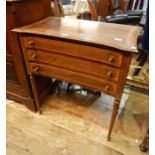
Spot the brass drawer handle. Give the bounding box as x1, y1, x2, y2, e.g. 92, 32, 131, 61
28, 40, 35, 46
109, 56, 114, 63
33, 66, 39, 72
104, 85, 110, 91
31, 54, 37, 59
106, 71, 112, 77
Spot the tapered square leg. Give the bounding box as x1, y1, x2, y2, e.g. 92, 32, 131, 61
107, 100, 120, 141
30, 75, 42, 114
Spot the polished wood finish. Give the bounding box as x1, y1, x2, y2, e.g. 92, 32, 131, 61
14, 17, 141, 53
14, 17, 142, 140
27, 49, 121, 82
107, 52, 132, 140
30, 62, 117, 96
23, 36, 123, 67
6, 0, 52, 110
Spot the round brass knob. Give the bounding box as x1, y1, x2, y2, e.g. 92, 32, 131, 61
33, 66, 39, 72
106, 71, 112, 77
31, 54, 37, 59
28, 40, 35, 46
104, 85, 110, 91
109, 56, 114, 63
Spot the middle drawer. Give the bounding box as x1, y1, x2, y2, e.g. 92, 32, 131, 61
27, 49, 120, 82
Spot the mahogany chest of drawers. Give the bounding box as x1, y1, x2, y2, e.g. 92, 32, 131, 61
14, 17, 142, 140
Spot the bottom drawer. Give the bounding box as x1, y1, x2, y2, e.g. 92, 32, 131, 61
30, 63, 117, 96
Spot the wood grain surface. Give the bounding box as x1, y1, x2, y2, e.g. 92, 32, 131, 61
14, 16, 142, 53
7, 87, 149, 155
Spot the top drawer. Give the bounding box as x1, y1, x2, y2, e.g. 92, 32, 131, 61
23, 36, 123, 67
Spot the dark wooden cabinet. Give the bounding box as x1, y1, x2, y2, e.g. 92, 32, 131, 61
6, 0, 53, 110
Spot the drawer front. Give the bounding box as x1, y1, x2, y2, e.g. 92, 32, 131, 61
23, 36, 123, 67
29, 63, 117, 96
27, 49, 120, 82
